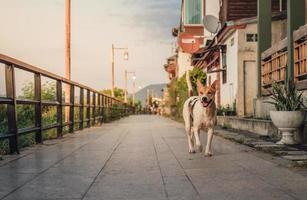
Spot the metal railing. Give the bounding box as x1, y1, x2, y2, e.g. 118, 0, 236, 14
0, 54, 133, 154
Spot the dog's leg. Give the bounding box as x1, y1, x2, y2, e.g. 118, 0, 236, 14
186, 126, 195, 153
193, 127, 203, 152
205, 127, 214, 156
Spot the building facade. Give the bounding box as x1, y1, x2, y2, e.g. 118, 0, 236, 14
192, 0, 289, 117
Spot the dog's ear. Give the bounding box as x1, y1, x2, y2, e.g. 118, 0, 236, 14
209, 80, 218, 94
196, 79, 205, 95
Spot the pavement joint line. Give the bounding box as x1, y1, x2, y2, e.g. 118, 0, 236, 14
0, 154, 29, 168
81, 130, 129, 200
160, 136, 202, 199
149, 129, 170, 200
0, 127, 117, 200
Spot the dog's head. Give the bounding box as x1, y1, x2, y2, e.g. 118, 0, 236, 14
196, 80, 218, 108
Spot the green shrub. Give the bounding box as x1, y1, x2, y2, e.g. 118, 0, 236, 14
0, 81, 58, 154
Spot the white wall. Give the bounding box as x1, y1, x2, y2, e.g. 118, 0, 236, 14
237, 23, 258, 116
177, 51, 193, 78
220, 31, 239, 107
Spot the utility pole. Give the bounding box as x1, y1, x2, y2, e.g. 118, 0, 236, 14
124, 70, 127, 103
111, 45, 129, 97
124, 71, 136, 104
132, 77, 135, 106
65, 0, 71, 122
147, 89, 149, 106
111, 44, 115, 97
65, 0, 71, 80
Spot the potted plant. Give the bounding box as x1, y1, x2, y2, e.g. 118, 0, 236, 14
266, 82, 306, 145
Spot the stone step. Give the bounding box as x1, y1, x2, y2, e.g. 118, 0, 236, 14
275, 151, 307, 156
282, 155, 307, 161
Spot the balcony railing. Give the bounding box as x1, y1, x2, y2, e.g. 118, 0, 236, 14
294, 31, 307, 82
0, 54, 132, 154
261, 24, 307, 91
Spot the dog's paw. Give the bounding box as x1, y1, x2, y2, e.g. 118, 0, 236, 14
204, 152, 213, 157
189, 149, 196, 154
196, 145, 203, 153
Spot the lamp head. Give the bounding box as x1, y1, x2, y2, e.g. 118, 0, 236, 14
124, 51, 129, 61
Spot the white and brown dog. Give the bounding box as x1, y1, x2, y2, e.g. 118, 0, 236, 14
183, 71, 217, 156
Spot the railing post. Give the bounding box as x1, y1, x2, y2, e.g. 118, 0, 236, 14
92, 92, 96, 126
103, 95, 106, 123
34, 73, 42, 143
86, 90, 90, 128
99, 94, 103, 124
110, 98, 112, 120
80, 88, 84, 130
5, 65, 18, 154
56, 80, 63, 137
101, 94, 104, 123
107, 97, 110, 122
69, 84, 74, 133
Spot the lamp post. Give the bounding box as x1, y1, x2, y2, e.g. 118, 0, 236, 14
65, 0, 71, 123
112, 44, 129, 97
132, 74, 136, 106
124, 71, 136, 104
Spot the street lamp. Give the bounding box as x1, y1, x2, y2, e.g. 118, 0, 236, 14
124, 50, 129, 61
132, 74, 136, 106
124, 71, 136, 104
111, 44, 129, 97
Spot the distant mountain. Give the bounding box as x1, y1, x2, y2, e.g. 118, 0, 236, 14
134, 83, 167, 106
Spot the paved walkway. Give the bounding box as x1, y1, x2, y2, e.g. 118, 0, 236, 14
1, 115, 307, 200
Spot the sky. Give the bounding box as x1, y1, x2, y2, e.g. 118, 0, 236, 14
0, 0, 180, 93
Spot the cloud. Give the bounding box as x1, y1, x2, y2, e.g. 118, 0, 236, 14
117, 0, 181, 42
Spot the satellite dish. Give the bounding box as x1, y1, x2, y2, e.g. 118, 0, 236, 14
203, 15, 221, 34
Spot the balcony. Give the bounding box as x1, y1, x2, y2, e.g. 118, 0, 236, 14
261, 24, 307, 91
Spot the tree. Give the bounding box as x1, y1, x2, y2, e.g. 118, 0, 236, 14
101, 87, 125, 101
166, 68, 207, 120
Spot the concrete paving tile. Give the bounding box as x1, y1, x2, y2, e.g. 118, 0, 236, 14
0, 159, 55, 174
1, 116, 307, 200
100, 170, 162, 184
0, 173, 36, 199
46, 165, 101, 178
84, 175, 166, 200
164, 176, 200, 200
220, 180, 295, 200
3, 173, 93, 199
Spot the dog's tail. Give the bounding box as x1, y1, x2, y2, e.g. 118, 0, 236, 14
186, 70, 193, 97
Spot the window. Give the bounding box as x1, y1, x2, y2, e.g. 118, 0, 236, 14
184, 0, 203, 25
221, 46, 227, 84
246, 33, 258, 42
